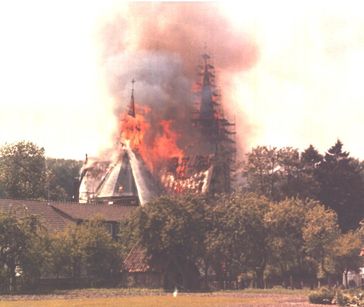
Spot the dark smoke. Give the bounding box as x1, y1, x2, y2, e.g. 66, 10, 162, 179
100, 2, 258, 156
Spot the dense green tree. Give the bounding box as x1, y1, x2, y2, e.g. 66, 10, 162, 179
242, 146, 280, 200
0, 211, 48, 292
316, 140, 364, 231
264, 198, 308, 287
276, 147, 302, 199
302, 204, 339, 281
242, 146, 321, 202
49, 219, 120, 284
0, 141, 47, 200
296, 145, 322, 200
331, 230, 363, 287
206, 193, 270, 288
132, 194, 207, 290
46, 158, 82, 201
264, 198, 342, 287
243, 142, 364, 231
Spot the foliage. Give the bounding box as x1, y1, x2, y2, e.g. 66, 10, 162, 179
242, 146, 281, 200
302, 203, 340, 278
264, 198, 308, 283
308, 287, 335, 304
242, 146, 322, 202
132, 194, 207, 290
242, 141, 364, 231
0, 142, 82, 202
336, 289, 364, 306
263, 199, 342, 285
0, 141, 47, 200
0, 211, 48, 292
310, 288, 364, 306
332, 230, 363, 285
206, 193, 270, 288
46, 158, 82, 201
49, 218, 121, 283
316, 140, 364, 231
128, 193, 345, 289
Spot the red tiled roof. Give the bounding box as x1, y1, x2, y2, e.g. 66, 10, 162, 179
360, 248, 364, 257
51, 202, 136, 222
123, 244, 153, 273
0, 199, 137, 232
0, 199, 74, 232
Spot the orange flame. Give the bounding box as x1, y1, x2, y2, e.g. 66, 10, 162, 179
120, 104, 184, 172
120, 106, 150, 149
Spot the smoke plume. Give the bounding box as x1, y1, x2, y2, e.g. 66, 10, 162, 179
100, 2, 258, 159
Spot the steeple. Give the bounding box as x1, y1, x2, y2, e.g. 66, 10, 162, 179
194, 52, 220, 151
199, 53, 216, 121
193, 51, 237, 194
128, 79, 136, 118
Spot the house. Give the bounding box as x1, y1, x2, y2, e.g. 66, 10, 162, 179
0, 198, 140, 288
341, 248, 364, 288
122, 244, 164, 288
0, 199, 135, 236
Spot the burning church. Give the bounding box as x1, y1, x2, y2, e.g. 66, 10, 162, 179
78, 53, 236, 206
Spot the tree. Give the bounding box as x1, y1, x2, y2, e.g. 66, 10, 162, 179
302, 203, 339, 283
206, 193, 270, 288
0, 211, 48, 292
132, 194, 207, 290
0, 141, 46, 200
46, 158, 82, 201
331, 230, 363, 287
276, 147, 301, 200
299, 145, 322, 200
49, 218, 121, 285
242, 146, 320, 202
264, 198, 309, 287
316, 140, 364, 231
242, 146, 280, 200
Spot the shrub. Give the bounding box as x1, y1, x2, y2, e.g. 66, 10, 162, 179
309, 288, 364, 306
308, 287, 335, 305
335, 289, 364, 306
334, 290, 350, 306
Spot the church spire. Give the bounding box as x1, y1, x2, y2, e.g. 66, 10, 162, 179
199, 53, 216, 121
128, 79, 136, 118
193, 51, 237, 194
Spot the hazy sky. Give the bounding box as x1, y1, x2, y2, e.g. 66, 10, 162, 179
1, 1, 364, 159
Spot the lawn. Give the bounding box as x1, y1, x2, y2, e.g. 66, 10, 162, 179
0, 288, 333, 307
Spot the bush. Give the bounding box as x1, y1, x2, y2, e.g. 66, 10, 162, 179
335, 290, 350, 306
308, 287, 335, 305
335, 289, 364, 306
309, 288, 364, 306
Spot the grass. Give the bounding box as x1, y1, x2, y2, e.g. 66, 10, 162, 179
0, 288, 316, 307
233, 287, 311, 295
0, 295, 276, 307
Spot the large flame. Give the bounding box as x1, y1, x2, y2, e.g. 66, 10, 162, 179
120, 105, 184, 172
120, 105, 150, 149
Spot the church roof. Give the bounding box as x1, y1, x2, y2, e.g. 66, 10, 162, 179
96, 152, 138, 199
81, 147, 161, 206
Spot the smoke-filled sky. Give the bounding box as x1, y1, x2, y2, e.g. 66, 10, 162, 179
1, 0, 364, 159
